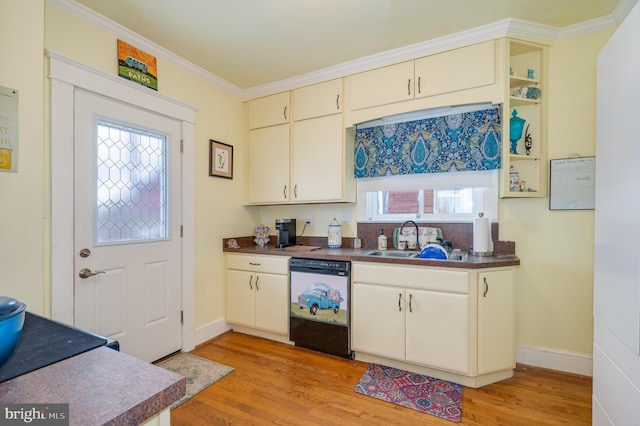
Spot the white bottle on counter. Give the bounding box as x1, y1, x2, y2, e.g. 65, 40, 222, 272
377, 229, 387, 250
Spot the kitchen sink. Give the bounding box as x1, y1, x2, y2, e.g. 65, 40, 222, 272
361, 248, 467, 261
362, 250, 420, 258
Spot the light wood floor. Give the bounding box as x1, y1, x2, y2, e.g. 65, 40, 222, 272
170, 331, 592, 425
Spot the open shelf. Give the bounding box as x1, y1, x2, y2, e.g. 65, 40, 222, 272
500, 39, 547, 198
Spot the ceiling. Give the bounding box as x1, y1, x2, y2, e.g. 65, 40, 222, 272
70, 0, 629, 91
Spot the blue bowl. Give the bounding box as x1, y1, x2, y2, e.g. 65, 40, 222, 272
0, 296, 26, 367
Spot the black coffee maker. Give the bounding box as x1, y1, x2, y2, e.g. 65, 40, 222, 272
275, 219, 296, 248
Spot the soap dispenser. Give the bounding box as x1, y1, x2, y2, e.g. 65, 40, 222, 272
377, 229, 387, 250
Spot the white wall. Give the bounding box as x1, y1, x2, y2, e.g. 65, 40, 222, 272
0, 1, 46, 314
593, 1, 640, 423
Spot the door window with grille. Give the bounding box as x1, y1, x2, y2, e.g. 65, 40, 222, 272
95, 119, 168, 244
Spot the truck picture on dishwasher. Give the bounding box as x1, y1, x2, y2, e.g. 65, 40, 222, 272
291, 277, 348, 326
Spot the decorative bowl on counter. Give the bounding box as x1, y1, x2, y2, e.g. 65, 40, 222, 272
0, 296, 26, 367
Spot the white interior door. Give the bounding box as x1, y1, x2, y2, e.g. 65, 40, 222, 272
73, 89, 182, 362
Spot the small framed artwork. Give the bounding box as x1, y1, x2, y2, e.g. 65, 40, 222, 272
209, 139, 233, 179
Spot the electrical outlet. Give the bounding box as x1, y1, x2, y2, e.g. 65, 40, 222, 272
306, 216, 312, 225
340, 210, 352, 222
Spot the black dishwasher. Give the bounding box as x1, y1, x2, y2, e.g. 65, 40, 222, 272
289, 258, 352, 359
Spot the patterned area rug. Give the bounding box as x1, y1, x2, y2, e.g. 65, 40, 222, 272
353, 364, 463, 422
159, 353, 234, 409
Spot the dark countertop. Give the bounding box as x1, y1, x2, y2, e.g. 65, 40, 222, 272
0, 346, 185, 426
223, 244, 520, 269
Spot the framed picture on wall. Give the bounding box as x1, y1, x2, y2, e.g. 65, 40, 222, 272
209, 139, 233, 179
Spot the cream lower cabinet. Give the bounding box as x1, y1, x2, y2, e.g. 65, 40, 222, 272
352, 261, 515, 387
353, 283, 469, 374
478, 269, 515, 374
225, 254, 290, 335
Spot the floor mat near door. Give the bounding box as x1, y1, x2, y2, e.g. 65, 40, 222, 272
158, 353, 234, 409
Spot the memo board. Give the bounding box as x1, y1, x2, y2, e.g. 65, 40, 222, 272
549, 156, 595, 210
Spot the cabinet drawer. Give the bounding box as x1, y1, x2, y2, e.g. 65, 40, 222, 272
226, 254, 289, 274
352, 261, 469, 294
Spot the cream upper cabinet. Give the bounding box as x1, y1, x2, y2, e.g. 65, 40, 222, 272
477, 270, 515, 374
347, 61, 415, 111
292, 78, 342, 120
347, 40, 497, 112
414, 40, 495, 99
248, 91, 290, 130
225, 254, 289, 335
291, 114, 345, 202
246, 79, 354, 205
247, 124, 290, 203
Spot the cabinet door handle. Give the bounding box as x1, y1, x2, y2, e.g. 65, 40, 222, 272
255, 275, 260, 291
407, 78, 411, 96
483, 277, 489, 297
294, 184, 298, 198
398, 293, 402, 311
283, 185, 287, 199
409, 294, 413, 313
418, 76, 421, 94
283, 106, 287, 120
249, 275, 253, 290
336, 94, 340, 110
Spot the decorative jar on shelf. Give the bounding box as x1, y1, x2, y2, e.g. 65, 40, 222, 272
510, 109, 526, 155
510, 165, 521, 192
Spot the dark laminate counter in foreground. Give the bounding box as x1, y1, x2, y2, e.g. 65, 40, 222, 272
223, 244, 520, 269
0, 346, 185, 426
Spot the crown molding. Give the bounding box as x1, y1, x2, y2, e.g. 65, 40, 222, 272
49, 0, 626, 100
556, 15, 618, 40
612, 0, 639, 23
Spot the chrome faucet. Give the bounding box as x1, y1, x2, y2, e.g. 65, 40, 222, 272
400, 220, 420, 251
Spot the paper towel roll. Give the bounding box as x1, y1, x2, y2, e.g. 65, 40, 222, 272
473, 215, 491, 254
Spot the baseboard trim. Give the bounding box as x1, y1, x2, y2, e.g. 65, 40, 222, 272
516, 344, 593, 376
194, 317, 232, 346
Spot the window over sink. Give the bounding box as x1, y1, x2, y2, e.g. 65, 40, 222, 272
356, 170, 498, 222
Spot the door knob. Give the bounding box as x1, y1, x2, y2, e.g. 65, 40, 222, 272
79, 268, 106, 279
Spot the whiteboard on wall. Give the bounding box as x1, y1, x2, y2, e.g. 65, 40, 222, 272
549, 157, 595, 210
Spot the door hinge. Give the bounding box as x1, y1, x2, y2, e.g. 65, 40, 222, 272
180, 139, 183, 153
180, 310, 184, 324
180, 225, 183, 237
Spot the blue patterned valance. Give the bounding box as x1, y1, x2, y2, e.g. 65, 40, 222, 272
354, 106, 502, 178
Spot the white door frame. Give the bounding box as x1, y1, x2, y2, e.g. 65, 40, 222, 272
48, 51, 197, 353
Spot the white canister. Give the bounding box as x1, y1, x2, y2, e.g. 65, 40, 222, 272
328, 218, 342, 248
